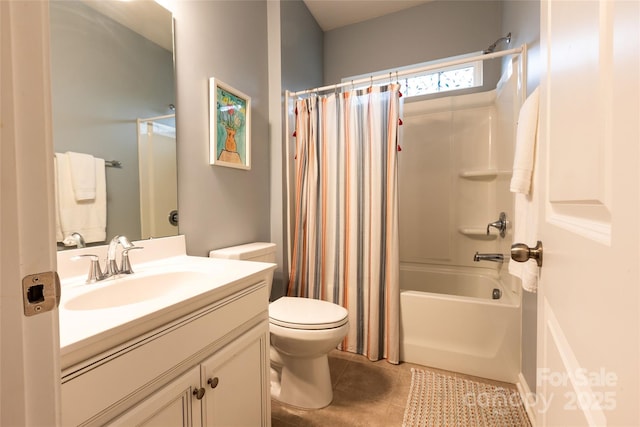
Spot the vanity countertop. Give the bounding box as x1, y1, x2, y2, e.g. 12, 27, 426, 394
58, 236, 276, 370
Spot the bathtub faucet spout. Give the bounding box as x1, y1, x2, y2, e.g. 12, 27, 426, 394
473, 252, 504, 263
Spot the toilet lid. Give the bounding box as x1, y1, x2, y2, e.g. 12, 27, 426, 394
269, 297, 348, 330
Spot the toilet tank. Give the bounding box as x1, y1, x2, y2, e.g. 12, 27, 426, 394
209, 242, 277, 263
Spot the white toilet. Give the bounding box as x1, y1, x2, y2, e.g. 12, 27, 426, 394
209, 242, 349, 409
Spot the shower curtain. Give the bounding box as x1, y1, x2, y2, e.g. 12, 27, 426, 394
288, 84, 401, 364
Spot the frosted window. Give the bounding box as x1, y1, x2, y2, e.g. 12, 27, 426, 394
345, 59, 482, 98
401, 66, 477, 97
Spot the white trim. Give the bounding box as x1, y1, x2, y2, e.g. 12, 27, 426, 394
1, 1, 60, 425
543, 298, 607, 426
516, 372, 537, 427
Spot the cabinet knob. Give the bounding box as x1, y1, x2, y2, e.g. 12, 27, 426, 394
208, 377, 219, 389
193, 387, 205, 400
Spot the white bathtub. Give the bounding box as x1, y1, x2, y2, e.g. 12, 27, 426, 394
400, 263, 521, 383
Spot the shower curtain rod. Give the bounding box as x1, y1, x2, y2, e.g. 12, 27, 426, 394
289, 45, 524, 97
138, 113, 175, 122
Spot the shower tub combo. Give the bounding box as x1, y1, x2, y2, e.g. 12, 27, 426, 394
399, 263, 521, 383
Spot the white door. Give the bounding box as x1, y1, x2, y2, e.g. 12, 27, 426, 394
0, 1, 60, 425
536, 0, 639, 425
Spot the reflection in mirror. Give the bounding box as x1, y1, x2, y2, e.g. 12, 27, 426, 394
50, 0, 176, 250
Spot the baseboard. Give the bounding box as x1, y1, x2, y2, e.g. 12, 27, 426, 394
517, 372, 537, 426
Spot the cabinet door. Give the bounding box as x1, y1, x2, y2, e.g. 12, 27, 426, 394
201, 322, 270, 427
107, 366, 203, 427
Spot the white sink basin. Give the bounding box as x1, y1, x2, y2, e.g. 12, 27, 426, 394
64, 270, 212, 310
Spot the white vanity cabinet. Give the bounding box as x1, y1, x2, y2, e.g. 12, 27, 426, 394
61, 279, 271, 427
109, 323, 268, 427
108, 365, 202, 427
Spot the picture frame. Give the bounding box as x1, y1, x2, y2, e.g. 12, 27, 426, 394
209, 78, 251, 169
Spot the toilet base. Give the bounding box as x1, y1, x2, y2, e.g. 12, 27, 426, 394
270, 350, 333, 409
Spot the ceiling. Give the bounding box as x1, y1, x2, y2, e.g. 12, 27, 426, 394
303, 0, 433, 31
82, 0, 173, 51
83, 1, 432, 48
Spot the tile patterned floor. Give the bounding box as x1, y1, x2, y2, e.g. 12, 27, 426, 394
271, 350, 518, 427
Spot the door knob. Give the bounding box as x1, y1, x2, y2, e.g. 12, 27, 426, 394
511, 241, 543, 267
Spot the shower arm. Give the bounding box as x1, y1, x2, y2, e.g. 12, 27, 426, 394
483, 32, 512, 54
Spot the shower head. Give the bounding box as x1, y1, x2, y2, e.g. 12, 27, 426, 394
483, 32, 512, 54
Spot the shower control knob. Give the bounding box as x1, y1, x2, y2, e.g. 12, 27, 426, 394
511, 241, 543, 267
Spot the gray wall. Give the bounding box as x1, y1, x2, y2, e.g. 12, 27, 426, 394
281, 0, 324, 92
502, 0, 541, 393
323, 1, 503, 89
268, 0, 325, 299
173, 1, 271, 256
50, 1, 175, 244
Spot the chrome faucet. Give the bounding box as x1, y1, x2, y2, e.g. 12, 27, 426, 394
105, 235, 134, 277
72, 235, 143, 283
69, 232, 86, 248
473, 252, 504, 263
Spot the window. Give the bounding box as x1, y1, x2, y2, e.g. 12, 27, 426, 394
343, 56, 483, 98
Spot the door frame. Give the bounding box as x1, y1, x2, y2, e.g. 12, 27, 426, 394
1, 1, 60, 425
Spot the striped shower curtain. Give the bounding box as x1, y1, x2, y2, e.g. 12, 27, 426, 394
288, 84, 401, 364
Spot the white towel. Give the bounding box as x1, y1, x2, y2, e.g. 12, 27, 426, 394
55, 152, 106, 245
508, 193, 540, 292
510, 88, 539, 194
67, 151, 96, 201
508, 88, 540, 293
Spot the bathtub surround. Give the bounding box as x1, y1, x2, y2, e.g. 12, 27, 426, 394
397, 57, 523, 383
288, 84, 401, 363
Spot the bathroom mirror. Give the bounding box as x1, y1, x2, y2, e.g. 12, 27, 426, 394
50, 0, 177, 250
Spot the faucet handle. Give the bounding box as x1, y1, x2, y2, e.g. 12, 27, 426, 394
486, 212, 508, 238
120, 246, 144, 275
71, 254, 105, 283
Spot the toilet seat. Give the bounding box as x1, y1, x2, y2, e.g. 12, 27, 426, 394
269, 297, 348, 330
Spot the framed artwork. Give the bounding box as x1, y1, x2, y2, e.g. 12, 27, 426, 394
209, 78, 251, 169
